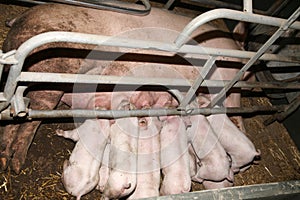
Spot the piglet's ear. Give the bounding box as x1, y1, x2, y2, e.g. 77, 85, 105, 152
232, 21, 249, 50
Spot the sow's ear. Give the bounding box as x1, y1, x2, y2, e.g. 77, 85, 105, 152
232, 21, 249, 50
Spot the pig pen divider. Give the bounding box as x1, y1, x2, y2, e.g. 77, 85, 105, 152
0, 5, 300, 121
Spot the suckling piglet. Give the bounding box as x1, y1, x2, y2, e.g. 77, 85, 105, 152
128, 117, 161, 199
207, 113, 260, 173
103, 117, 139, 199
56, 119, 110, 200
188, 114, 231, 183
160, 116, 191, 195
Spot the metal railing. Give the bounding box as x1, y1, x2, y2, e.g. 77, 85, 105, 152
0, 0, 299, 121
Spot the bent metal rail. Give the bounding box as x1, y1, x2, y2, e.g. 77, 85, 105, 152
0, 1, 299, 121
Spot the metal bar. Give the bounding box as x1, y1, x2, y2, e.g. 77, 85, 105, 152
16, 0, 151, 16
175, 8, 300, 47
12, 86, 28, 117
188, 0, 241, 10
17, 72, 191, 87
0, 105, 284, 120
209, 6, 300, 107
243, 0, 253, 13
186, 0, 266, 15
164, 0, 177, 9
143, 180, 300, 200
16, 72, 300, 90
179, 56, 216, 108
179, 45, 300, 63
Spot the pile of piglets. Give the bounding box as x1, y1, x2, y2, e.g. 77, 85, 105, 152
56, 92, 260, 200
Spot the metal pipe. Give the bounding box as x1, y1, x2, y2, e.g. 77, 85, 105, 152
0, 105, 282, 120
243, 0, 252, 13
12, 86, 28, 117
175, 8, 300, 47
209, 6, 300, 107
164, 0, 176, 9
16, 72, 300, 90
179, 56, 216, 108
16, 0, 151, 16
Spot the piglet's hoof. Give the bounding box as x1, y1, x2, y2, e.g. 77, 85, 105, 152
11, 158, 22, 174
55, 129, 65, 136
0, 156, 9, 171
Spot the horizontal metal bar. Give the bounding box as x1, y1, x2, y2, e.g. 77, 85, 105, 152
0, 105, 285, 120
17, 72, 300, 90
144, 180, 300, 200
176, 8, 300, 46
17, 72, 192, 87
16, 0, 152, 15
179, 45, 300, 63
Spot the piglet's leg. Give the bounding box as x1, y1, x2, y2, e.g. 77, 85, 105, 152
97, 144, 110, 193
103, 117, 138, 199
202, 179, 234, 189
56, 129, 80, 142
128, 117, 161, 199
160, 116, 191, 195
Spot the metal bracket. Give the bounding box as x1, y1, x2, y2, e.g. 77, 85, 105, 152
0, 50, 18, 65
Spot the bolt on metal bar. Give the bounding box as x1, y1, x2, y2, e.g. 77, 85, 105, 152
209, 6, 300, 107
179, 56, 216, 108
243, 0, 253, 13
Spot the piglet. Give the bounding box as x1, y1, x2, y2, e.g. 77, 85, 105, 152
207, 113, 260, 173
128, 117, 161, 199
56, 119, 110, 200
188, 114, 232, 183
160, 116, 191, 195
103, 117, 139, 199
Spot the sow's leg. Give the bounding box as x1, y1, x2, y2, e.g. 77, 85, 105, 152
0, 90, 63, 173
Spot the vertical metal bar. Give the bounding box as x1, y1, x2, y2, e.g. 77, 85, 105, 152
164, 0, 177, 9
209, 6, 300, 107
243, 0, 253, 13
179, 56, 216, 108
12, 86, 28, 117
